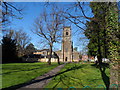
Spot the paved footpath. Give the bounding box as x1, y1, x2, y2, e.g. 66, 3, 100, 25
17, 63, 65, 89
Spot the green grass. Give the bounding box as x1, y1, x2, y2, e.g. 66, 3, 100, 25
1, 62, 58, 89
45, 63, 110, 88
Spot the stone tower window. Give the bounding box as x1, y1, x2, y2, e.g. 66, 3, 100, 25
66, 32, 68, 35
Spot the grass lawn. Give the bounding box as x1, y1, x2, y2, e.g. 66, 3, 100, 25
1, 62, 58, 89
45, 63, 110, 88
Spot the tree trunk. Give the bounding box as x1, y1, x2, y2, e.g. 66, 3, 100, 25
99, 66, 110, 90
110, 60, 119, 87
54, 52, 60, 65
57, 56, 60, 65
106, 2, 120, 87
48, 45, 52, 65
96, 22, 102, 65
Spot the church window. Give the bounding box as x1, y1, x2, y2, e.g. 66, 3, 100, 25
66, 32, 68, 35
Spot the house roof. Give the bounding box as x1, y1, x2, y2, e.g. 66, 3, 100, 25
35, 49, 50, 52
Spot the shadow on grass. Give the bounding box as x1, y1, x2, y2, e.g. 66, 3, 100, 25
1, 64, 57, 75
91, 63, 110, 90
2, 63, 83, 89
51, 64, 89, 88
1, 67, 44, 75
52, 74, 85, 89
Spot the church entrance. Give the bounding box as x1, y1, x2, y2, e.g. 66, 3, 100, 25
65, 57, 67, 62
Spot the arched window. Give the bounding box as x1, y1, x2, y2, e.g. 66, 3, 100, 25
66, 32, 68, 35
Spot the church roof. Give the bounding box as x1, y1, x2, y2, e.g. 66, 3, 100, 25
35, 49, 49, 52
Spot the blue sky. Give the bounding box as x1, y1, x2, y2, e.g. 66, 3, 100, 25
7, 2, 93, 52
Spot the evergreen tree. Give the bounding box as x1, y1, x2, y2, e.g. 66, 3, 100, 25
2, 36, 18, 63
85, 2, 109, 64
25, 43, 36, 55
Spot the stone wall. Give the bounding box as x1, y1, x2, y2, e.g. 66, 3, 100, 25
38, 58, 58, 62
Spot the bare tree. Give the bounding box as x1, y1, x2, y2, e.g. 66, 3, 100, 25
1, 1, 23, 28
62, 2, 93, 30
6, 29, 31, 57
32, 5, 64, 65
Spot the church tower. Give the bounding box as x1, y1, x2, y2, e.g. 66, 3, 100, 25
62, 27, 73, 62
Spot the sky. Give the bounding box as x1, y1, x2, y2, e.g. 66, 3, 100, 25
5, 2, 94, 52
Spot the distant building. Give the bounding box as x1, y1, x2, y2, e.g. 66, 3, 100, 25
82, 55, 88, 61
33, 27, 80, 62
33, 49, 49, 57
88, 56, 95, 62
33, 49, 58, 62
81, 55, 95, 62
57, 26, 80, 62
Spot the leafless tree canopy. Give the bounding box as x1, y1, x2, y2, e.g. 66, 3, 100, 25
6, 30, 31, 56
33, 5, 65, 64
7, 30, 31, 49
1, 2, 23, 27
33, 5, 64, 46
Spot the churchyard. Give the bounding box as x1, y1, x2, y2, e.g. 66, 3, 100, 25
45, 63, 110, 88
1, 1, 119, 89
1, 62, 110, 89
1, 62, 58, 88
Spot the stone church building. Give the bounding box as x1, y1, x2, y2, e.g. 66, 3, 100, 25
33, 26, 80, 62
56, 26, 80, 62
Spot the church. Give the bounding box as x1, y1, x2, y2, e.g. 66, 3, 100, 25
56, 26, 80, 62
33, 26, 80, 62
